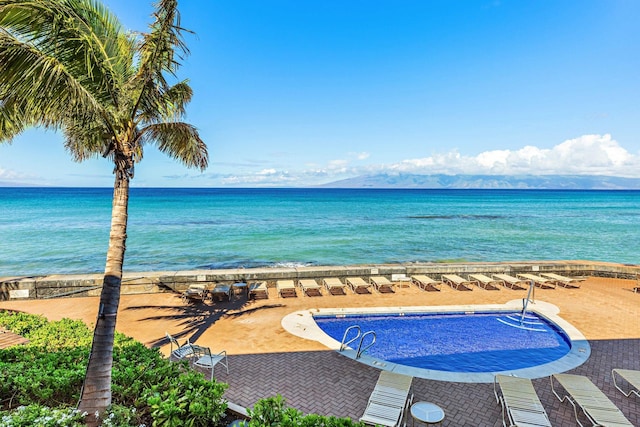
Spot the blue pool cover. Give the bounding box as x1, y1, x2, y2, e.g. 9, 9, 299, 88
314, 311, 571, 373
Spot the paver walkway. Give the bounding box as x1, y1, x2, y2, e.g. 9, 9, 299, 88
214, 338, 640, 426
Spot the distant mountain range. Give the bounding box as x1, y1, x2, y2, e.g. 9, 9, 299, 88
319, 174, 640, 189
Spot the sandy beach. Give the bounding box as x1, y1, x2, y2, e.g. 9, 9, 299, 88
2, 275, 639, 425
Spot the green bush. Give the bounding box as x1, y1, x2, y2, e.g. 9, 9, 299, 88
0, 311, 48, 336
0, 310, 228, 426
0, 346, 87, 407
1, 310, 363, 427
0, 404, 85, 427
247, 395, 365, 427
26, 318, 94, 348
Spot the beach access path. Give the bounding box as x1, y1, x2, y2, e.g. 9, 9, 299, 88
1, 276, 639, 426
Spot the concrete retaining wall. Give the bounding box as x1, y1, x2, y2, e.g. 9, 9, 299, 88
1, 261, 638, 301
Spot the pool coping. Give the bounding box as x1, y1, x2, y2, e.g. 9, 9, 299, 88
281, 299, 591, 383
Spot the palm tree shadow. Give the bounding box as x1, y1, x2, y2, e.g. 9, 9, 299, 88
124, 293, 284, 348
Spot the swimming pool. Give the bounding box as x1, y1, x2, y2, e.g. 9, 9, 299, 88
282, 301, 590, 382
314, 311, 570, 372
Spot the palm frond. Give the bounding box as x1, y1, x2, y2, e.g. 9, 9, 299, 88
129, 0, 193, 121
0, 32, 109, 137
137, 80, 193, 123
0, 98, 29, 142
0, 0, 134, 110
140, 122, 208, 170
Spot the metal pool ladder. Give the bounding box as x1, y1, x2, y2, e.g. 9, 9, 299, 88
340, 325, 377, 359
520, 280, 535, 324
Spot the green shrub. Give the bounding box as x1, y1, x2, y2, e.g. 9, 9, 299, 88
0, 311, 48, 336
0, 404, 85, 427
0, 310, 228, 426
25, 318, 94, 348
247, 395, 364, 427
143, 369, 228, 427
100, 404, 144, 427
0, 346, 87, 408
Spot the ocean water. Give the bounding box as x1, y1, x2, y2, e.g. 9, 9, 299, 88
1, 187, 638, 276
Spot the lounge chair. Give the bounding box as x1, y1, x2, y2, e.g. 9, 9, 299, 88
191, 344, 228, 380
391, 273, 412, 288
551, 373, 633, 427
540, 272, 584, 288
633, 274, 639, 293
369, 276, 395, 293
494, 375, 551, 427
322, 277, 348, 295
442, 274, 475, 291
297, 279, 322, 296
411, 275, 442, 291
493, 274, 528, 290
210, 283, 232, 301
469, 274, 502, 290
517, 274, 556, 289
346, 277, 373, 294
248, 281, 269, 299
166, 332, 194, 361
181, 283, 208, 303
276, 280, 297, 297
612, 369, 640, 398
360, 371, 413, 427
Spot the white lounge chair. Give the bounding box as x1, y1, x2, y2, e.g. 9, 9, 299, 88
322, 277, 348, 295
494, 375, 551, 427
517, 274, 556, 289
469, 274, 502, 290
360, 371, 413, 427
442, 274, 475, 291
612, 369, 640, 398
191, 344, 229, 381
493, 274, 528, 290
181, 283, 208, 303
411, 275, 442, 291
248, 281, 269, 299
297, 279, 322, 296
369, 276, 395, 293
540, 272, 584, 288
166, 332, 194, 361
391, 273, 412, 288
346, 277, 373, 294
209, 283, 232, 301
276, 280, 297, 297
551, 373, 633, 427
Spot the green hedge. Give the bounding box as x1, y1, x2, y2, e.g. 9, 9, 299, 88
0, 310, 366, 427
0, 310, 227, 426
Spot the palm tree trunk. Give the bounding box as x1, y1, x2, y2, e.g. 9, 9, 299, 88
78, 173, 130, 425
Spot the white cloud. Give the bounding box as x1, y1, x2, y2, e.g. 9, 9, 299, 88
387, 134, 640, 177
0, 167, 38, 183
350, 151, 370, 160
201, 134, 640, 186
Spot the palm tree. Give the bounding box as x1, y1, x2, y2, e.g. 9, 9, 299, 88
0, 0, 207, 422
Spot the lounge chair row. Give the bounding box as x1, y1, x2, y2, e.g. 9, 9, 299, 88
246, 272, 586, 299
271, 277, 395, 297
181, 283, 234, 303
495, 370, 640, 427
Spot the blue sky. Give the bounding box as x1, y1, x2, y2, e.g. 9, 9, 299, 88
1, 0, 639, 187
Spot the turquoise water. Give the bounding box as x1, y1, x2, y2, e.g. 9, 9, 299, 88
0, 188, 638, 276
314, 312, 571, 372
